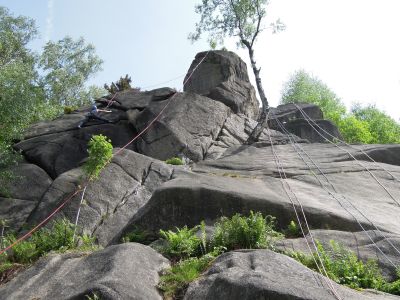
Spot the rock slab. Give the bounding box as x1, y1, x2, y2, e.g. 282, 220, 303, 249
0, 243, 170, 300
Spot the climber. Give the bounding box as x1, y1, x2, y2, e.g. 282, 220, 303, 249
77, 104, 112, 128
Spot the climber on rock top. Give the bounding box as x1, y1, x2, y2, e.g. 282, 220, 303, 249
78, 104, 112, 128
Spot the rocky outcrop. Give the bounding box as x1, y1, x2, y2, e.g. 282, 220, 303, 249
1, 50, 399, 300
205, 112, 307, 159
131, 143, 400, 236
0, 163, 52, 230
132, 92, 230, 162
26, 149, 173, 246
184, 50, 259, 119
184, 250, 398, 300
269, 103, 343, 143
0, 243, 169, 300
15, 120, 135, 179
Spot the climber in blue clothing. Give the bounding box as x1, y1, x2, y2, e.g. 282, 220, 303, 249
77, 104, 112, 128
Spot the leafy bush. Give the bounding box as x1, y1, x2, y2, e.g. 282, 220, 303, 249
160, 226, 202, 259
1, 219, 97, 266
63, 106, 78, 114
285, 220, 301, 238
338, 115, 373, 144
158, 254, 215, 298
84, 134, 113, 179
381, 271, 400, 295
121, 226, 155, 245
165, 157, 184, 166
212, 211, 282, 251
289, 240, 385, 290
104, 74, 137, 94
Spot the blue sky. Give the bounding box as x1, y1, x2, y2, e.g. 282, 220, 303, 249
2, 0, 400, 121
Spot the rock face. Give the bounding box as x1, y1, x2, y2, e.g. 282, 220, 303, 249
0, 243, 169, 300
0, 163, 52, 230
1, 50, 400, 300
15, 120, 135, 179
184, 50, 259, 119
269, 103, 343, 143
132, 92, 230, 162
184, 250, 398, 300
27, 149, 173, 246
130, 143, 400, 236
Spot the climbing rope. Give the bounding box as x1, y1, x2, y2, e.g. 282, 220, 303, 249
275, 117, 399, 266
294, 104, 400, 208
264, 113, 343, 300
0, 51, 210, 256
293, 105, 399, 183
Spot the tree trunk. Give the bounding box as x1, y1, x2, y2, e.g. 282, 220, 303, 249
244, 44, 270, 144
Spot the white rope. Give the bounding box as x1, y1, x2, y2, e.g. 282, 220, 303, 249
275, 118, 399, 266
264, 113, 343, 300
293, 105, 399, 183
294, 104, 400, 208
73, 185, 87, 243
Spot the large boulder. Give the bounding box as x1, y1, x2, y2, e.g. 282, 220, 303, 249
269, 103, 342, 143
15, 107, 134, 179
26, 149, 173, 246
206, 113, 307, 159
184, 250, 398, 300
132, 92, 230, 162
0, 243, 170, 300
183, 50, 259, 119
0, 163, 52, 231
97, 87, 176, 111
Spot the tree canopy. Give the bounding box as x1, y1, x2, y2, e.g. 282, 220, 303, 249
280, 69, 400, 144
0, 6, 105, 185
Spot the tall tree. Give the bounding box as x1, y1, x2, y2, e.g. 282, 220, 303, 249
281, 69, 346, 125
0, 7, 42, 193
351, 104, 400, 144
190, 0, 285, 142
0, 6, 105, 192
39, 36, 104, 107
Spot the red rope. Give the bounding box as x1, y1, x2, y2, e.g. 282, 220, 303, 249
0, 188, 82, 256
0, 51, 210, 255
0, 92, 177, 256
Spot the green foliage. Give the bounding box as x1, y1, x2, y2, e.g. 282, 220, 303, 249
212, 211, 282, 251
84, 134, 113, 180
338, 115, 372, 144
0, 7, 105, 186
0, 261, 14, 273
351, 104, 400, 144
1, 219, 97, 266
280, 70, 400, 144
290, 240, 385, 290
285, 220, 301, 238
381, 277, 400, 295
160, 226, 202, 259
165, 157, 184, 165
63, 106, 78, 114
39, 36, 105, 107
121, 226, 154, 245
104, 74, 136, 94
189, 0, 284, 48
158, 254, 215, 298
281, 69, 346, 125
